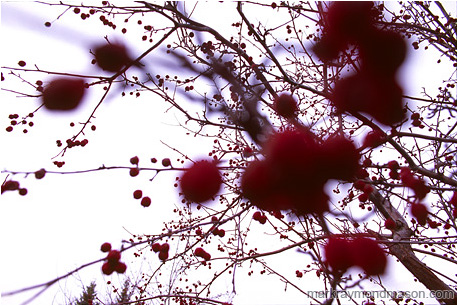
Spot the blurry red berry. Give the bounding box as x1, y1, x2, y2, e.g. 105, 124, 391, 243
273, 93, 298, 118
362, 130, 386, 148
102, 262, 115, 275
94, 43, 133, 72
384, 218, 396, 230
410, 202, 428, 226
324, 237, 354, 272
42, 78, 86, 111
180, 160, 222, 203
352, 237, 387, 275
18, 188, 28, 196
106, 250, 121, 264
114, 262, 127, 273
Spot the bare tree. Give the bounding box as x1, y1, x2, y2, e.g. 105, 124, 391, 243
2, 1, 456, 305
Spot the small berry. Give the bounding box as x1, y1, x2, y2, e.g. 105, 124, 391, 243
162, 158, 171, 167
151, 243, 161, 253
129, 168, 139, 177
384, 218, 396, 230
18, 60, 26, 67
133, 190, 143, 199
101, 242, 112, 252
130, 156, 139, 165
141, 196, 151, 207
34, 168, 46, 179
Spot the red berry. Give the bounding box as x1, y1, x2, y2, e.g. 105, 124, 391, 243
18, 188, 28, 196
34, 168, 46, 179
101, 242, 112, 252
42, 78, 86, 111
161, 158, 171, 167
410, 203, 428, 226
130, 156, 139, 165
411, 112, 420, 120
217, 229, 225, 237
94, 43, 132, 72
129, 168, 139, 177
106, 250, 121, 264
102, 262, 115, 275
359, 29, 407, 76
180, 160, 222, 203
133, 190, 143, 199
141, 196, 151, 207
362, 130, 386, 148
387, 160, 399, 170
384, 218, 396, 230
114, 262, 127, 273
319, 134, 360, 181
242, 147, 253, 157
351, 237, 387, 275
18, 60, 26, 67
151, 243, 161, 253
1, 180, 20, 194
450, 191, 457, 207
324, 237, 354, 272
158, 250, 169, 261
253, 211, 262, 221
273, 93, 298, 118
160, 243, 170, 253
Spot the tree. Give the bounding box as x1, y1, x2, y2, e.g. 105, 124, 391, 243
74, 282, 98, 305
2, 1, 456, 305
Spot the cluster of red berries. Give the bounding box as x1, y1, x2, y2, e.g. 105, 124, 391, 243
42, 78, 86, 111
53, 161, 65, 168
252, 211, 267, 224
1, 180, 27, 196
295, 270, 303, 278
314, 2, 406, 126
241, 128, 360, 216
152, 242, 170, 261
194, 247, 211, 261
353, 179, 374, 203
324, 236, 387, 276
273, 93, 298, 118
180, 160, 222, 203
201, 41, 215, 56
100, 243, 127, 275
133, 189, 151, 207
66, 138, 89, 148
399, 167, 430, 199
211, 227, 225, 237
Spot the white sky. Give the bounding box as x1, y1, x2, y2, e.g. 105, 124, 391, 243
1, 1, 456, 305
